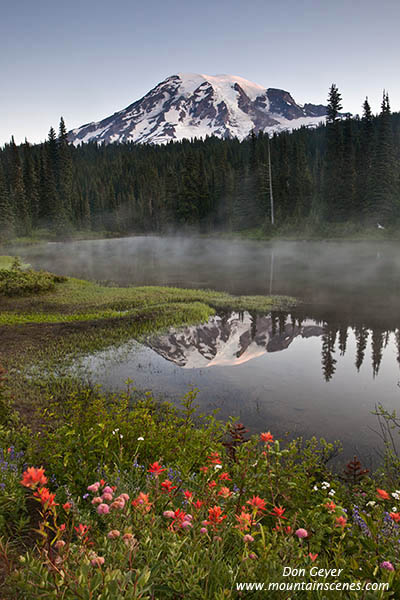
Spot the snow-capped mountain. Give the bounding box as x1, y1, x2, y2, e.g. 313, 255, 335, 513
147, 312, 324, 368
68, 73, 328, 146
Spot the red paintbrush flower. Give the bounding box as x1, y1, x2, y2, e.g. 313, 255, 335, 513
247, 496, 267, 513
34, 487, 58, 508
376, 488, 390, 500
205, 505, 227, 526
207, 452, 222, 465
74, 523, 89, 537
390, 512, 400, 523
260, 431, 274, 444
148, 462, 166, 476
270, 506, 286, 519
218, 486, 232, 498
20, 467, 47, 488
335, 516, 347, 528
161, 480, 177, 493
235, 510, 253, 532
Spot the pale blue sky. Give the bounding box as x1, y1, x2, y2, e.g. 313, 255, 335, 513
2, 0, 400, 144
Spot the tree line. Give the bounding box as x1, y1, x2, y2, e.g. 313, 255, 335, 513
1, 86, 399, 241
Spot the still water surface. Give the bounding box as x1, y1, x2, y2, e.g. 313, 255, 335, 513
14, 236, 400, 464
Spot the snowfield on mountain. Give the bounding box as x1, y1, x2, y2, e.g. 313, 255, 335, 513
68, 72, 328, 145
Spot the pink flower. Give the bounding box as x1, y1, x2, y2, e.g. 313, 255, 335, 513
295, 528, 308, 539
87, 482, 100, 493
249, 552, 257, 559
163, 510, 175, 519
122, 533, 136, 547
110, 498, 125, 510
102, 492, 113, 502
200, 527, 208, 534
380, 561, 395, 571
97, 503, 110, 515
120, 493, 130, 501
91, 496, 102, 505
102, 486, 113, 495
243, 534, 254, 543
91, 556, 105, 567
55, 540, 66, 550
181, 520, 193, 528
107, 530, 120, 539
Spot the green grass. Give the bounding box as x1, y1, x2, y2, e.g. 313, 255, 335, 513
0, 256, 30, 270
0, 263, 296, 324
0, 256, 13, 269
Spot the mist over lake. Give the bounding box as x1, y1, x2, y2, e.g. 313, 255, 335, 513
12, 235, 400, 465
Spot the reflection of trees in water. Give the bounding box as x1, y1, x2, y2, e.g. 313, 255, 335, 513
355, 326, 369, 372
371, 329, 384, 378
321, 327, 337, 382
278, 310, 400, 382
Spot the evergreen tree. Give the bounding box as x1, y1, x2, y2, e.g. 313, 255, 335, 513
0, 160, 15, 241
357, 97, 374, 220
323, 84, 344, 221
46, 126, 69, 233
9, 137, 30, 235
23, 141, 40, 228
340, 116, 357, 219
369, 92, 398, 224
58, 117, 74, 220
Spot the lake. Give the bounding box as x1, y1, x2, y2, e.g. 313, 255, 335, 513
12, 236, 400, 466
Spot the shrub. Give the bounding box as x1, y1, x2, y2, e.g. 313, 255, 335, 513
0, 267, 66, 297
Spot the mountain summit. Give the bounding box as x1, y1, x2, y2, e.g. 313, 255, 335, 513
69, 73, 328, 145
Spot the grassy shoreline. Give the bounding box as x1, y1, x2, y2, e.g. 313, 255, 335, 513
2, 222, 400, 250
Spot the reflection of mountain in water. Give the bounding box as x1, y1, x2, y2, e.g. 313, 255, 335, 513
147, 311, 400, 381
147, 312, 324, 369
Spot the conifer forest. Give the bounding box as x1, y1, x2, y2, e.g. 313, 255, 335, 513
1, 87, 400, 242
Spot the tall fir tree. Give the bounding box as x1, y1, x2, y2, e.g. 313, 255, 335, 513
357, 97, 374, 220
58, 117, 74, 221
369, 92, 398, 224
323, 84, 344, 221
9, 137, 31, 235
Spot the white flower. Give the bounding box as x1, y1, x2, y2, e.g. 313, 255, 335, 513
328, 490, 335, 496
321, 481, 330, 489
312, 485, 318, 491
392, 507, 397, 512
366, 501, 376, 507
214, 464, 222, 470
137, 437, 144, 441
392, 492, 400, 500
120, 434, 123, 439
